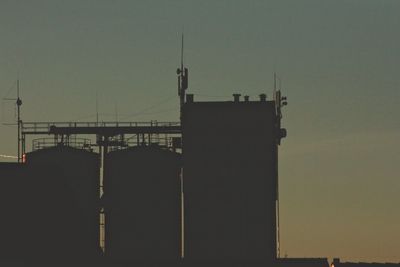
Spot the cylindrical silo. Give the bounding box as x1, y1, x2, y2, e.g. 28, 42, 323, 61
24, 145, 101, 263
0, 162, 28, 265
104, 145, 181, 264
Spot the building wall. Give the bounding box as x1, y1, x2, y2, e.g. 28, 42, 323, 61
333, 258, 400, 267
182, 101, 278, 264
104, 145, 181, 263
276, 258, 330, 267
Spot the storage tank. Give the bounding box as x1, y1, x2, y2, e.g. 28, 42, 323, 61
24, 145, 101, 263
0, 162, 28, 265
104, 145, 181, 264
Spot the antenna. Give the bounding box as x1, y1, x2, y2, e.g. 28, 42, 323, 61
2, 77, 25, 163
115, 103, 118, 122
177, 32, 188, 122
96, 91, 99, 125
16, 79, 22, 163
273, 72, 278, 105
177, 32, 188, 259
181, 33, 184, 71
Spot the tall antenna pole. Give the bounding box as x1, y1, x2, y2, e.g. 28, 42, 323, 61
177, 33, 188, 123
16, 79, 22, 163
181, 33, 184, 73
115, 103, 118, 122
96, 91, 99, 125
177, 32, 188, 259
180, 33, 184, 120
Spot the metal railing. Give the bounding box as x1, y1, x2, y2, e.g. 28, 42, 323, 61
32, 137, 92, 151
22, 121, 180, 134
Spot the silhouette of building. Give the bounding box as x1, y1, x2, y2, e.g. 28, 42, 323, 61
1, 66, 398, 266
276, 258, 330, 267
182, 94, 285, 265
104, 145, 181, 264
23, 145, 101, 264
332, 258, 400, 267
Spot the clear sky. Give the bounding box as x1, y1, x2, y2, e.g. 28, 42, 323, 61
1, 0, 399, 263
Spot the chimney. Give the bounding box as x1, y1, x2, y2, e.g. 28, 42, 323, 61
186, 94, 194, 103
259, 94, 267, 102
233, 94, 241, 102
244, 95, 249, 102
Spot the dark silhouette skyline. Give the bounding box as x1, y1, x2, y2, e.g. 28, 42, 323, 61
1, 88, 398, 267
0, 1, 399, 264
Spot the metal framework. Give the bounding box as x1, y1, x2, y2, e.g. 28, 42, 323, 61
20, 121, 182, 155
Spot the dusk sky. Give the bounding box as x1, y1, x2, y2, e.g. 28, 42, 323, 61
0, 0, 399, 263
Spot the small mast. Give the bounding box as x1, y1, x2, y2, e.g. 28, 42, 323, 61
177, 34, 188, 123
16, 79, 22, 163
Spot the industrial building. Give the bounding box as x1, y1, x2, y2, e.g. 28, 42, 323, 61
0, 61, 398, 266
182, 93, 283, 265
332, 259, 400, 267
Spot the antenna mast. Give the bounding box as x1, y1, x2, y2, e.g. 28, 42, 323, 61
96, 91, 99, 125
181, 33, 184, 72
16, 79, 22, 163
177, 33, 188, 123
176, 32, 188, 259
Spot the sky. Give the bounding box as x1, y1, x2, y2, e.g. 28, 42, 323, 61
0, 0, 399, 263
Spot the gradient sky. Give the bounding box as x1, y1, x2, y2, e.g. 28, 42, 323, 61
1, 0, 399, 263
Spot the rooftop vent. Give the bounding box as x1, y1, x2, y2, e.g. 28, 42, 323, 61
259, 94, 267, 102
233, 94, 241, 102
186, 94, 194, 103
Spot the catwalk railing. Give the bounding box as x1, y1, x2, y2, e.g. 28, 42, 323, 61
21, 121, 181, 135
20, 121, 182, 154
32, 137, 93, 151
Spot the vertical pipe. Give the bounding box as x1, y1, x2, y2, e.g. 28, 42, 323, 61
275, 91, 281, 259
22, 133, 25, 156
180, 167, 185, 259
17, 108, 20, 162
102, 136, 108, 252
276, 142, 280, 259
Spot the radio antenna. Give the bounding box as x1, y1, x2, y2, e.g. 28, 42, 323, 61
16, 79, 22, 163
181, 33, 184, 71
96, 91, 99, 125
177, 32, 188, 122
